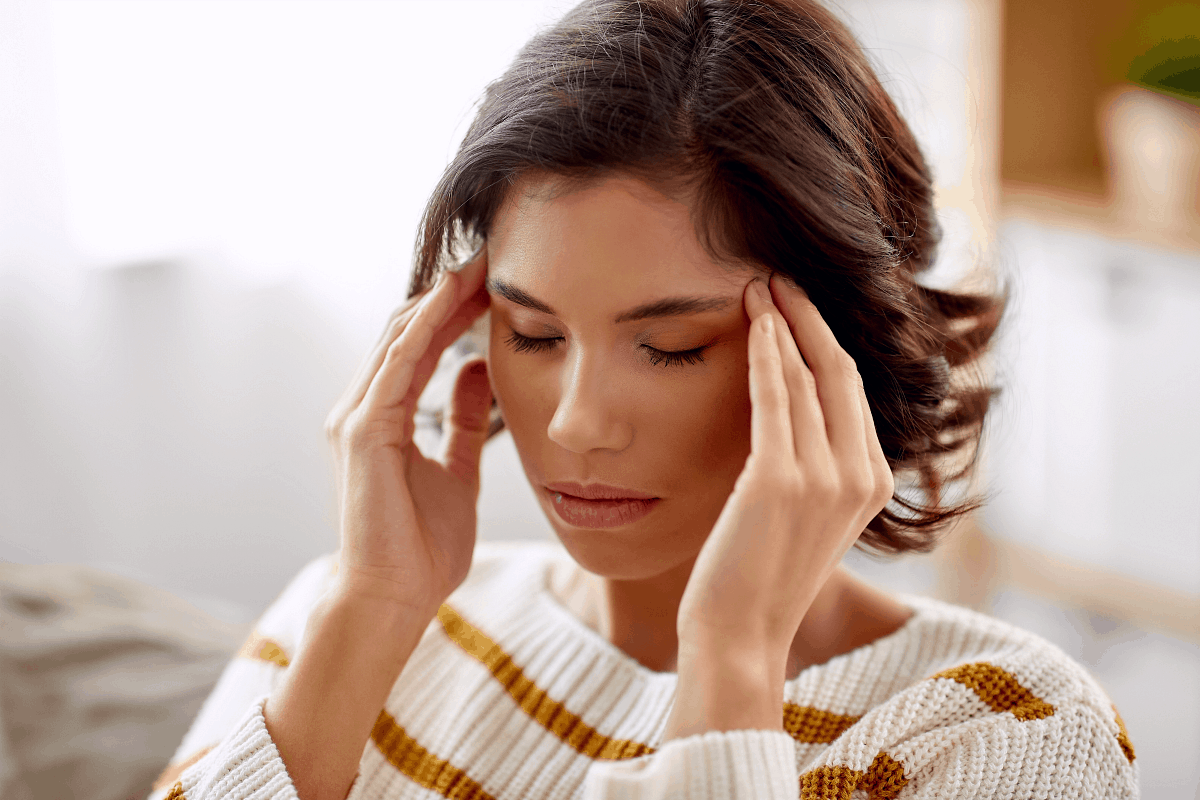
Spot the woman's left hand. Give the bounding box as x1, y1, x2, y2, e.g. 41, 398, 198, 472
668, 274, 894, 734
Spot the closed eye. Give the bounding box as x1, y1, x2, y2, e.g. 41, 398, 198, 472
504, 331, 708, 368
505, 331, 562, 354
643, 346, 707, 368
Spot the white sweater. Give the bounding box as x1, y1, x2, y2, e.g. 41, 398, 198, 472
150, 540, 1139, 800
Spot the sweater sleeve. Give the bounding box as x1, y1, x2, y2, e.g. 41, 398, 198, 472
581, 729, 798, 800
165, 698, 298, 799
147, 554, 339, 800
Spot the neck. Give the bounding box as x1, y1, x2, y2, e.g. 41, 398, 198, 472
550, 552, 912, 678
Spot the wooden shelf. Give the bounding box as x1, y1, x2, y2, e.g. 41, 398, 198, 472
1000, 180, 1200, 255
934, 520, 1200, 643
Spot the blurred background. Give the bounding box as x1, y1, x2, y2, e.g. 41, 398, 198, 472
1, 0, 1197, 798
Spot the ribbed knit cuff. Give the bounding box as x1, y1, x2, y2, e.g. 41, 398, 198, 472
582, 729, 797, 800
180, 696, 299, 800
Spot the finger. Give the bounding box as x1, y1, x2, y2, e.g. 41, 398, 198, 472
394, 249, 490, 406
745, 289, 795, 464
339, 287, 433, 416
343, 250, 489, 414
400, 280, 491, 412
855, 368, 895, 508
440, 358, 493, 493
360, 270, 461, 412
746, 278, 830, 467
768, 273, 866, 462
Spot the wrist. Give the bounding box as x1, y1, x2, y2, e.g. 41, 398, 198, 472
332, 567, 443, 622
267, 579, 434, 800
664, 639, 786, 742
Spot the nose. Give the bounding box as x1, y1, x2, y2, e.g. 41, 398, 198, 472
547, 348, 633, 454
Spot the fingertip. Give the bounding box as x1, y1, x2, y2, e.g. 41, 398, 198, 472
743, 277, 773, 314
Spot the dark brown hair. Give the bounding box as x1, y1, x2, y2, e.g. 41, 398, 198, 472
410, 0, 1006, 554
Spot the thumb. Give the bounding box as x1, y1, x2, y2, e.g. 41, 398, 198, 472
440, 358, 494, 492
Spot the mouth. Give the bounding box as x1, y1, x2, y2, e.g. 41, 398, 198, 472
542, 482, 661, 529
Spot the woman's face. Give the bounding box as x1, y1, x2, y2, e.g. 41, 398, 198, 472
485, 174, 757, 580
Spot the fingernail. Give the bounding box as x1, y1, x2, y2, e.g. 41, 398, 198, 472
749, 278, 771, 302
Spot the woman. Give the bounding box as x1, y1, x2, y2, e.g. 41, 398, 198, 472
153, 1, 1138, 798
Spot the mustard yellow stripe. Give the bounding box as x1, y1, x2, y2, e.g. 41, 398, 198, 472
799, 750, 909, 800
371, 707, 496, 800
799, 764, 860, 800
439, 603, 867, 755
860, 750, 909, 799
783, 704, 862, 744
437, 604, 655, 759
164, 781, 186, 800
237, 632, 290, 668
1113, 705, 1136, 763
931, 662, 1055, 721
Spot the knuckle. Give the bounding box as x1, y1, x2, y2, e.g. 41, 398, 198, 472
386, 334, 409, 361
835, 349, 859, 378
387, 306, 410, 330
845, 468, 876, 506
387, 303, 419, 334
875, 467, 896, 504
343, 422, 376, 454
323, 413, 343, 442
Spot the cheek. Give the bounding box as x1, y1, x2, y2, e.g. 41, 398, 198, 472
657, 360, 753, 476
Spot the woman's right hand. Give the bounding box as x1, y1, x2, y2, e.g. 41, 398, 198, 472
323, 251, 492, 617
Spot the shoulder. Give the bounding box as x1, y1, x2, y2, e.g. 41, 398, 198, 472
898, 595, 1118, 713
803, 595, 1139, 798
900, 595, 1134, 755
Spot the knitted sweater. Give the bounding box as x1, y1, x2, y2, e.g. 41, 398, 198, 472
150, 540, 1139, 800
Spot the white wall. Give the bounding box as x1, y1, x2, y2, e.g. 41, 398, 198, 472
0, 0, 574, 619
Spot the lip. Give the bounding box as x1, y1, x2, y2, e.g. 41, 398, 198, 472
541, 482, 661, 529
543, 481, 657, 501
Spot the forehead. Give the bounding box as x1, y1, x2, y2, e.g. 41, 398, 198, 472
486, 173, 752, 301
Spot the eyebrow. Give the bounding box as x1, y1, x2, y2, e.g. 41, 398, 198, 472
486, 278, 736, 323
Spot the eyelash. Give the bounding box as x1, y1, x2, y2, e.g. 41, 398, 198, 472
504, 331, 707, 369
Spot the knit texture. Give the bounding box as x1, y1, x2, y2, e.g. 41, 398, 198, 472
150, 540, 1139, 799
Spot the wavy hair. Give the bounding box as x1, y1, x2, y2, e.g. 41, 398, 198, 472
410, 0, 1007, 554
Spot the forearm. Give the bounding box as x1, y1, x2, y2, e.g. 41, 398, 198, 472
662, 637, 786, 742
264, 585, 435, 800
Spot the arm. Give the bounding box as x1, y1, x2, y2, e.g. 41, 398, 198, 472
158, 254, 494, 800
580, 642, 798, 800
148, 581, 433, 800
263, 586, 434, 800
262, 253, 493, 800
